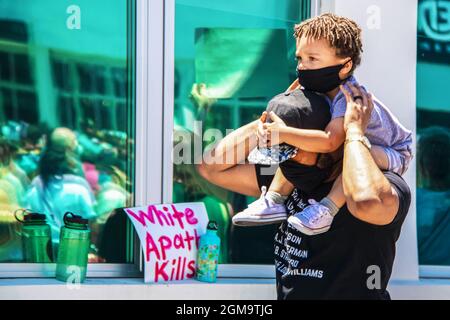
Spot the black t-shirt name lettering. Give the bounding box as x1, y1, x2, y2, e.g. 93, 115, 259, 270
275, 171, 411, 300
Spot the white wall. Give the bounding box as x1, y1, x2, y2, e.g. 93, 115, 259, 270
322, 0, 419, 280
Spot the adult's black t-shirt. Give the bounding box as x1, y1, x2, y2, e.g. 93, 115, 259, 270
275, 171, 411, 300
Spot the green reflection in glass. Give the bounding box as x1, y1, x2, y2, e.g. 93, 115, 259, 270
0, 0, 136, 264
416, 0, 450, 266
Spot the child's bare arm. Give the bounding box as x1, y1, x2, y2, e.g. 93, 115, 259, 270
266, 113, 346, 153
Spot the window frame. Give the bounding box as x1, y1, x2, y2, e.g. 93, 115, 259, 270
0, 40, 38, 124
0, 0, 142, 278
50, 51, 128, 131
420, 266, 450, 279
415, 0, 450, 279
164, 0, 313, 278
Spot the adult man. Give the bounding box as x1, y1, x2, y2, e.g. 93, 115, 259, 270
197, 85, 411, 299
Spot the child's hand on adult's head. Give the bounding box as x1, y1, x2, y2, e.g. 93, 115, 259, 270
259, 111, 268, 123
263, 111, 287, 146
341, 83, 374, 135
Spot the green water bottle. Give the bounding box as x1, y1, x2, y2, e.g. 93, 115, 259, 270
55, 212, 91, 283
15, 209, 53, 263
196, 221, 221, 283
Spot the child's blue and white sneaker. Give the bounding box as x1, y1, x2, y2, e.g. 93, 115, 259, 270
287, 199, 334, 235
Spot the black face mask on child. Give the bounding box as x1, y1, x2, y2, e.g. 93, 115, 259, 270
296, 60, 352, 94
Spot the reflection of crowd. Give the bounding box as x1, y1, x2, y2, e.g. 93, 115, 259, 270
0, 119, 132, 262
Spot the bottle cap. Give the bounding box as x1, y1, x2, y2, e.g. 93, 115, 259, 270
207, 221, 218, 231
24, 213, 47, 222
63, 212, 89, 225
15, 209, 47, 223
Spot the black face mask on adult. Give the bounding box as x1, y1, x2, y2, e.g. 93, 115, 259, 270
280, 160, 332, 195
296, 60, 352, 94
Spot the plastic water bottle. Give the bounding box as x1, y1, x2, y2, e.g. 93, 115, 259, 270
15, 210, 53, 263
55, 212, 91, 283
196, 221, 221, 283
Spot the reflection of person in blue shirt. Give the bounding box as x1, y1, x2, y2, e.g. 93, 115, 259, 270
417, 126, 450, 265
26, 128, 97, 247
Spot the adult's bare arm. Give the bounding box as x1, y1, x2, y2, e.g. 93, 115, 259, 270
201, 114, 264, 173
196, 114, 266, 197
341, 84, 399, 225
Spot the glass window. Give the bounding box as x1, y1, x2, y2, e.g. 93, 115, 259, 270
173, 0, 311, 264
416, 0, 450, 266
0, 49, 38, 124
0, 0, 135, 267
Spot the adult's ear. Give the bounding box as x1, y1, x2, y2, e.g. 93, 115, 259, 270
286, 78, 300, 92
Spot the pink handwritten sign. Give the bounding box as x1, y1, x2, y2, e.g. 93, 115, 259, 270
125, 202, 208, 283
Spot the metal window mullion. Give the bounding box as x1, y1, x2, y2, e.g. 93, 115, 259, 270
163, 0, 175, 203
0, 87, 4, 123
175, 97, 268, 109
33, 46, 57, 127
9, 53, 19, 120
420, 266, 450, 279
310, 0, 321, 17
71, 61, 82, 131
133, 0, 165, 272
0, 263, 141, 278
143, 0, 164, 205
107, 67, 118, 131
57, 91, 119, 101
0, 82, 35, 92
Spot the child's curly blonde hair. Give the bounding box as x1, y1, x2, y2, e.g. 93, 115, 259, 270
294, 13, 363, 73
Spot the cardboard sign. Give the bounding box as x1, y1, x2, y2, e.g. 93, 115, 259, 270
125, 202, 209, 283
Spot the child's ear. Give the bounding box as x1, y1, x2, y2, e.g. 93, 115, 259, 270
339, 59, 353, 79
